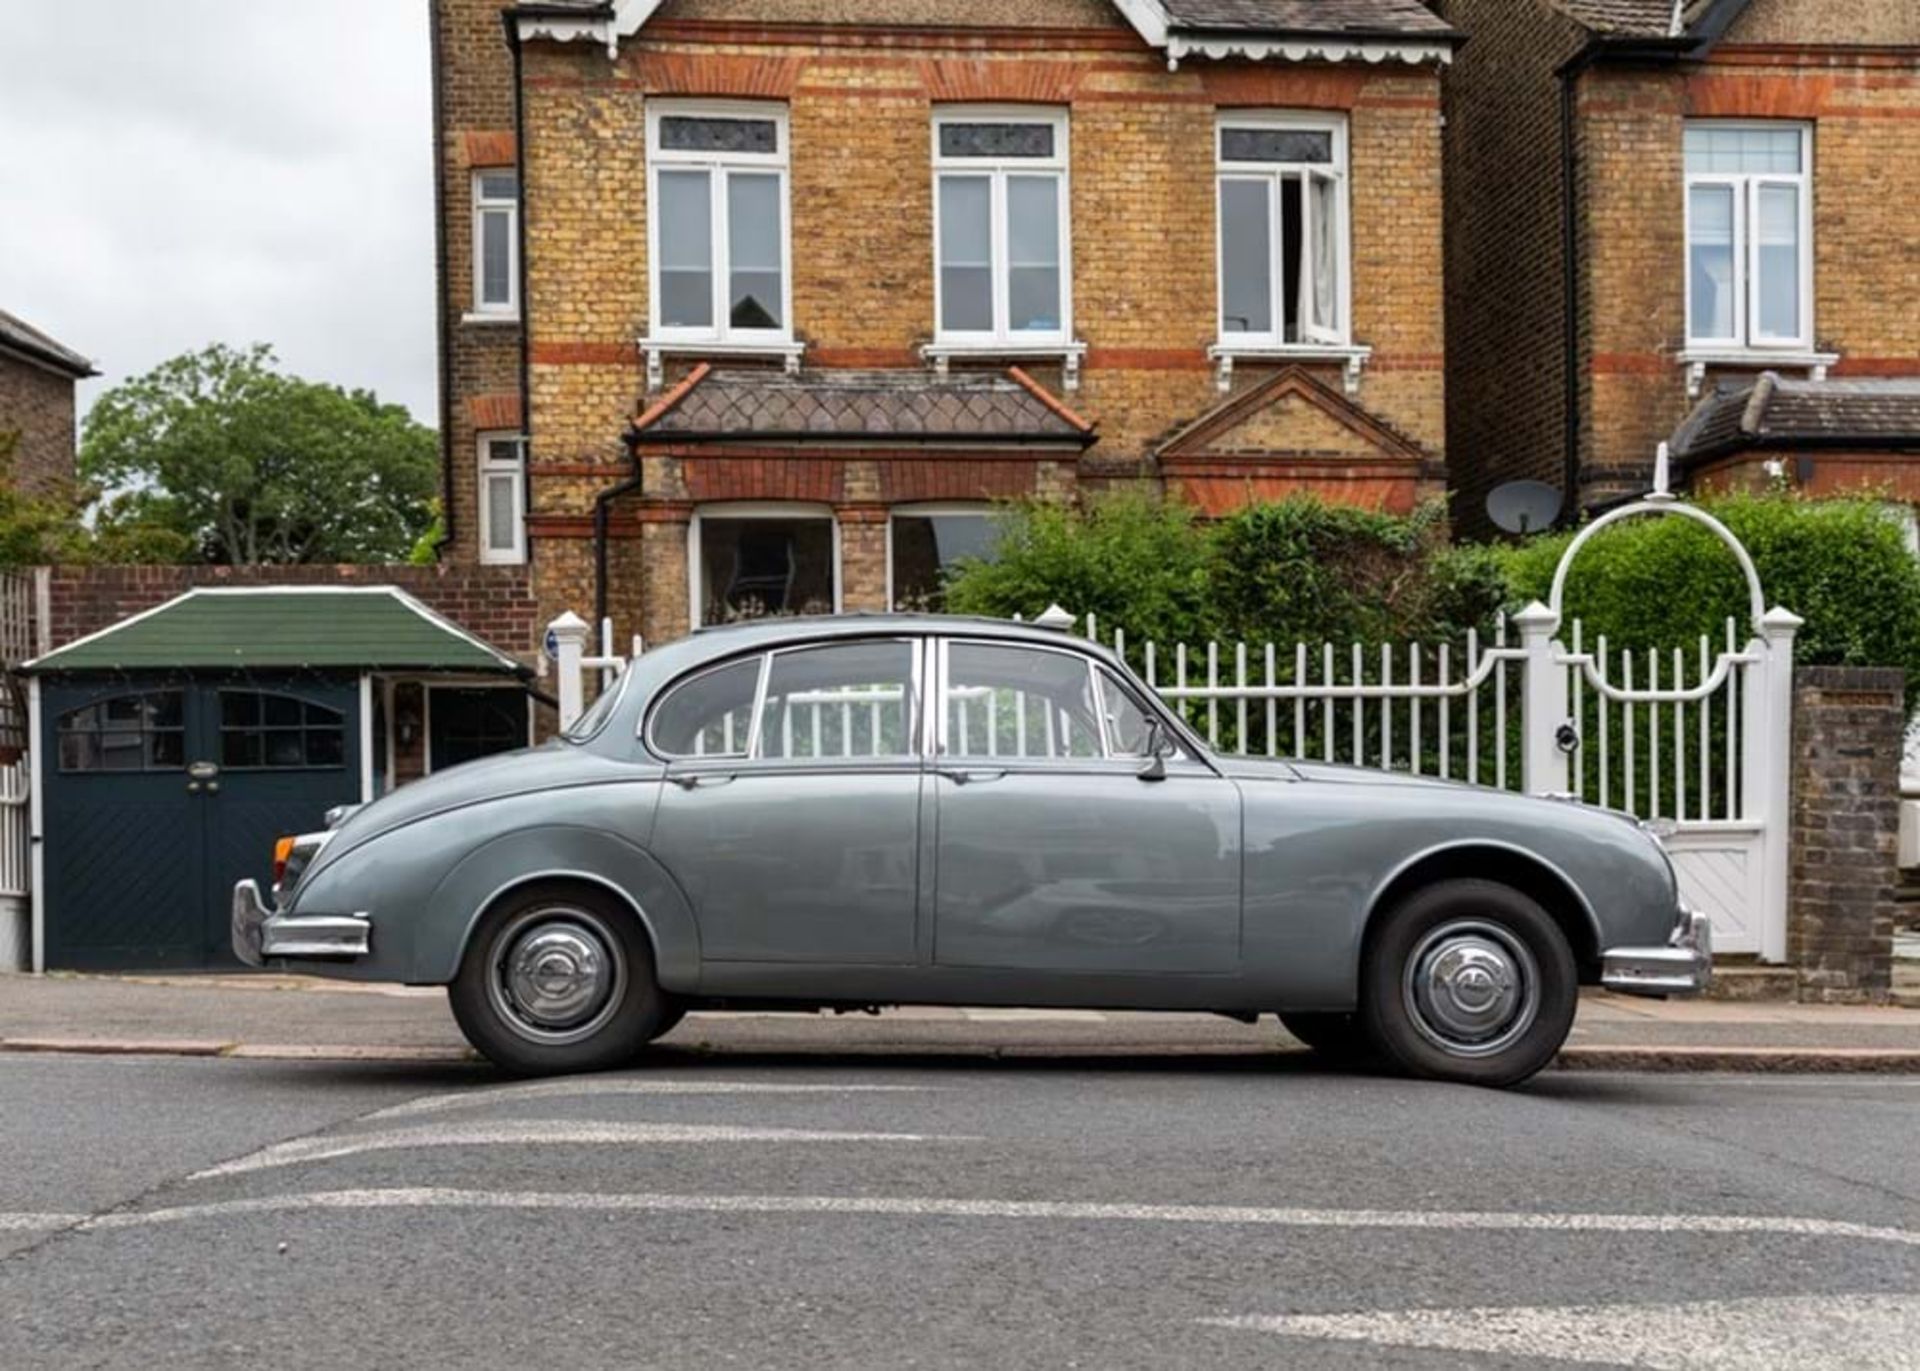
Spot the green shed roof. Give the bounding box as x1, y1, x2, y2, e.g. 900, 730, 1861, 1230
24, 588, 530, 677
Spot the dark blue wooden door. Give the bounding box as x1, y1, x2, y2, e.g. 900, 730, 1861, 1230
42, 675, 361, 969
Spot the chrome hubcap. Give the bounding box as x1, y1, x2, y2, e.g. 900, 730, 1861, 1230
1403, 920, 1539, 1058
488, 907, 625, 1046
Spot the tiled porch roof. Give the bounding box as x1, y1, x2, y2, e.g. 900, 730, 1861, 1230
1161, 0, 1454, 36
633, 367, 1097, 447
1671, 373, 1920, 462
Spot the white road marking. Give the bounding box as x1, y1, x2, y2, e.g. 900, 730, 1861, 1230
366, 1080, 935, 1123
193, 1123, 964, 1179
1204, 1295, 1920, 1369
37, 1189, 1920, 1252
0, 1213, 82, 1232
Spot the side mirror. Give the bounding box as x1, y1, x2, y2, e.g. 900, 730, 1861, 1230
1137, 717, 1174, 782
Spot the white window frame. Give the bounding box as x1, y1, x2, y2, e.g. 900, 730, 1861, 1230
931, 106, 1074, 349
1683, 120, 1814, 353
477, 433, 527, 566
885, 502, 996, 610
688, 502, 842, 630
645, 100, 794, 349
1214, 111, 1352, 351
470, 170, 520, 319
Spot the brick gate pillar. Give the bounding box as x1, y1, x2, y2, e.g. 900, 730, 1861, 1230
1789, 666, 1907, 1003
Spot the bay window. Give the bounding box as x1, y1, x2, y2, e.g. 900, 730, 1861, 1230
471, 170, 519, 317
691, 506, 839, 627
1685, 122, 1812, 350
477, 434, 526, 566
1216, 115, 1349, 347
933, 109, 1072, 345
647, 104, 791, 343
889, 506, 998, 611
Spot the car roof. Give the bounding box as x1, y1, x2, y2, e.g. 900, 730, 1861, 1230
685, 613, 1115, 657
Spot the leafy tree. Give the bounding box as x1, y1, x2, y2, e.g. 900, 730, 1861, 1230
80, 344, 437, 565
0, 431, 189, 567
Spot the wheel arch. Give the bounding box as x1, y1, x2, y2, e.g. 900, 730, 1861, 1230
1362, 842, 1604, 983
423, 825, 701, 990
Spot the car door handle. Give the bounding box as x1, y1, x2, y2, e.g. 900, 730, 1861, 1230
669, 774, 737, 791
935, 768, 1007, 786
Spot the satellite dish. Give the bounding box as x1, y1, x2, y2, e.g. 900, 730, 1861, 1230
1487, 481, 1563, 535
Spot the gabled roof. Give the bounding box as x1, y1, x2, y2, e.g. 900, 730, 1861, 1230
632, 366, 1097, 447
0, 309, 96, 380
513, 0, 1458, 64
1156, 365, 1431, 463
1548, 0, 1749, 44
1671, 373, 1920, 464
24, 588, 531, 677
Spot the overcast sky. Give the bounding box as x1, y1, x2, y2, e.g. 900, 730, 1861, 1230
0, 1, 437, 427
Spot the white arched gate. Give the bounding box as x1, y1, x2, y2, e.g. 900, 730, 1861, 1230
1522, 486, 1799, 960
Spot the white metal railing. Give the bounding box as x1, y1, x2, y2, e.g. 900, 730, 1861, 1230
0, 759, 27, 900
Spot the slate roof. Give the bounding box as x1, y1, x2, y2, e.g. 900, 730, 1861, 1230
0, 309, 95, 379
1544, 0, 1723, 38
24, 588, 530, 676
1161, 0, 1454, 36
635, 368, 1097, 445
1671, 373, 1920, 461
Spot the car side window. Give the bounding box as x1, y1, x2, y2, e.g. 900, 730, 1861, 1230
944, 642, 1102, 760
649, 657, 763, 758
756, 640, 917, 761
1097, 668, 1173, 760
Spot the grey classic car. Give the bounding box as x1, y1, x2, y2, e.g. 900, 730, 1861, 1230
234, 615, 1709, 1086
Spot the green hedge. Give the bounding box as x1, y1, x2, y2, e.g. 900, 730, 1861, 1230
942, 488, 1920, 711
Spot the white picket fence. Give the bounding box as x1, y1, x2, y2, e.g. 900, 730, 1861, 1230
0, 570, 33, 970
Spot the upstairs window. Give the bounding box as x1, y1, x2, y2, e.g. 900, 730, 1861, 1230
472, 169, 520, 317
934, 108, 1072, 345
1685, 122, 1812, 350
1216, 115, 1348, 347
648, 104, 791, 343
477, 433, 527, 566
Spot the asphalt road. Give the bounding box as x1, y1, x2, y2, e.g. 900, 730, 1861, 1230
2, 1052, 1918, 1369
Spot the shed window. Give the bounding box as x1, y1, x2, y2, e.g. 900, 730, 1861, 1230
219, 692, 346, 770
57, 693, 185, 773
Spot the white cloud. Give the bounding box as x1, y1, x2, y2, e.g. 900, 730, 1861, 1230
0, 0, 438, 426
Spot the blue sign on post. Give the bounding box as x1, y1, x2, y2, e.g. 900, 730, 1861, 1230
543, 627, 561, 661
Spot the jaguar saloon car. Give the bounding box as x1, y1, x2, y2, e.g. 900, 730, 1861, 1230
235, 615, 1709, 1086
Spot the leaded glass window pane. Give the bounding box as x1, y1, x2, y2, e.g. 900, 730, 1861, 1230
1221, 128, 1333, 165
939, 123, 1055, 160
660, 116, 778, 156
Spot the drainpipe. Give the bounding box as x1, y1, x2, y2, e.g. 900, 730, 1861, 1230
429, 0, 456, 555
595, 425, 647, 636
504, 14, 533, 565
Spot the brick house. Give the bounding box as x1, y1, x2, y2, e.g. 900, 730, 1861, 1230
0, 310, 94, 496
432, 0, 1460, 648
1438, 0, 1920, 527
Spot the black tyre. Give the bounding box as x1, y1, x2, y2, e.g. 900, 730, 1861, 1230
1278, 1011, 1375, 1064
448, 881, 670, 1076
1359, 878, 1578, 1088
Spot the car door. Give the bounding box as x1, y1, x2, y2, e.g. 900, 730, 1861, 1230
647, 637, 924, 966
931, 638, 1242, 976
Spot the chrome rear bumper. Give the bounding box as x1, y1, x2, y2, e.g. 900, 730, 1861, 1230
1601, 910, 1712, 998
231, 880, 371, 967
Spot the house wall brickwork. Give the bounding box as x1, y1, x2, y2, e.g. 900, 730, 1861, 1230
434, 3, 1454, 649
434, 0, 525, 565
1441, 0, 1920, 525
0, 354, 80, 495
1789, 665, 1905, 1004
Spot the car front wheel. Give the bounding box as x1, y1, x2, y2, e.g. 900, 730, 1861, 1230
1360, 878, 1578, 1088
448, 882, 670, 1076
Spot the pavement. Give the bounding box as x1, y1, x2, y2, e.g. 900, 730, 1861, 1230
1, 1053, 1917, 1367
4, 971, 1920, 1071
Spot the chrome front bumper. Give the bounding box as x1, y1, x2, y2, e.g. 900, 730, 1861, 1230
1601, 910, 1712, 998
231, 880, 371, 967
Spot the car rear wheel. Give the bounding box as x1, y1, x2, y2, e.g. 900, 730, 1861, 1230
448, 882, 670, 1076
1278, 1011, 1375, 1064
1360, 878, 1577, 1088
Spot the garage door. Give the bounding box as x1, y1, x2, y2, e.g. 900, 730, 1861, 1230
42, 676, 362, 969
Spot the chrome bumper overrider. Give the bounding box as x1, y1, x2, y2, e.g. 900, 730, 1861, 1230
1601, 910, 1712, 998
231, 879, 371, 967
